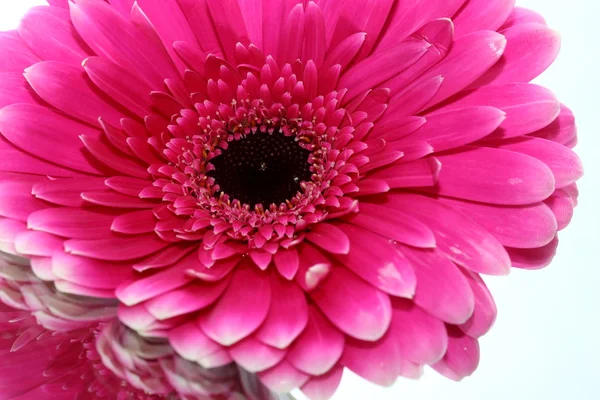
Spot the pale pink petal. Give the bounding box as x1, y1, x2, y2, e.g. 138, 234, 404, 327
168, 322, 222, 363
258, 361, 309, 394
310, 267, 392, 342
199, 265, 271, 346
300, 365, 343, 400
287, 306, 345, 376
14, 231, 63, 257
229, 337, 287, 373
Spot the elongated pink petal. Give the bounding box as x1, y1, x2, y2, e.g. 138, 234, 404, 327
0, 72, 39, 109
410, 106, 505, 152
382, 193, 511, 276
0, 104, 104, 175
474, 23, 561, 86
65, 233, 170, 261
32, 177, 108, 207
400, 246, 474, 324
507, 237, 559, 270
255, 274, 308, 350
438, 83, 560, 139
334, 223, 416, 298
434, 146, 555, 205
453, 0, 516, 38
346, 202, 435, 248
19, 6, 91, 65
28, 208, 114, 240
0, 180, 48, 222
368, 158, 441, 189
0, 31, 39, 73
310, 267, 392, 342
258, 361, 309, 394
440, 197, 557, 249
273, 247, 300, 280
287, 306, 344, 376
199, 265, 271, 346
501, 7, 546, 29
14, 231, 63, 257
52, 252, 134, 289
545, 189, 575, 231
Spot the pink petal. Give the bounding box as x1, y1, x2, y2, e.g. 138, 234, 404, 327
19, 6, 91, 65
178, 0, 223, 56
400, 246, 474, 324
80, 135, 150, 179
432, 326, 480, 381
334, 223, 417, 298
439, 197, 557, 249
322, 32, 367, 72
409, 106, 506, 152
144, 279, 229, 321
0, 137, 81, 177
273, 247, 300, 280
493, 136, 583, 189
390, 299, 448, 365
0, 31, 39, 73
116, 252, 197, 306
339, 39, 430, 102
310, 267, 392, 342
501, 7, 546, 29
507, 237, 558, 270
278, 4, 305, 65
419, 31, 507, 109
0, 72, 39, 109
382, 193, 511, 276
32, 177, 108, 207
82, 56, 154, 118
111, 210, 157, 234
544, 189, 575, 231
136, 0, 198, 74
255, 274, 308, 350
346, 202, 435, 248
206, 0, 249, 61
199, 265, 271, 346
14, 231, 63, 257
258, 361, 309, 394
0, 180, 48, 222
27, 208, 114, 239
368, 157, 441, 189
229, 337, 287, 373
438, 83, 560, 139
434, 146, 555, 205
306, 223, 350, 255
295, 244, 332, 292
52, 251, 134, 289
288, 306, 345, 376
168, 322, 222, 363
0, 104, 103, 175
531, 104, 576, 147
301, 366, 344, 400
459, 270, 497, 338
302, 1, 326, 67
452, 0, 516, 38
474, 23, 561, 86
65, 233, 169, 261
70, 0, 178, 88
25, 61, 126, 127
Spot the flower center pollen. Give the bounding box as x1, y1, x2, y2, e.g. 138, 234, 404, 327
208, 130, 313, 208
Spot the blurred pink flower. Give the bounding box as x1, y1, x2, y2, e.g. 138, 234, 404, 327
0, 0, 582, 398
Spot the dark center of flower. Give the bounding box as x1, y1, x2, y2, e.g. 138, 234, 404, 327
208, 131, 312, 208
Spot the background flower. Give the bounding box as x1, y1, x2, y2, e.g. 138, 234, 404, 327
0, 0, 584, 399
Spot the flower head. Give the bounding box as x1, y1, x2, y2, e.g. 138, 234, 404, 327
0, 0, 582, 398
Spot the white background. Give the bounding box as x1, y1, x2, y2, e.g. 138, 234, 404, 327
1, 1, 599, 399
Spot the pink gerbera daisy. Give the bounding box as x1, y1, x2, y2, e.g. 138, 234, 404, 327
0, 0, 582, 398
